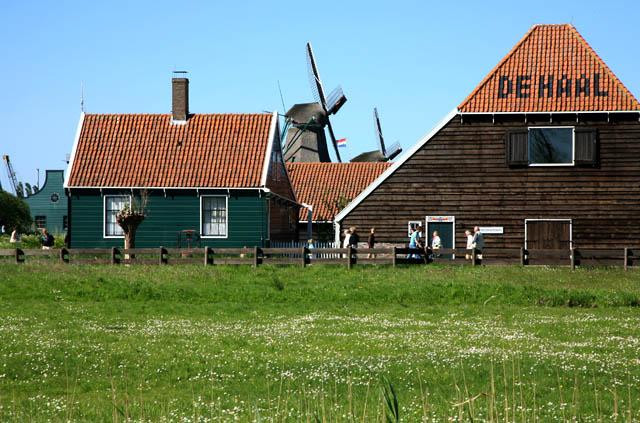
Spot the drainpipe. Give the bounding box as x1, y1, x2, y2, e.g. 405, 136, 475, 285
301, 203, 312, 240
334, 220, 341, 247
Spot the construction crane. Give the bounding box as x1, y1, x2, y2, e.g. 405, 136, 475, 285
2, 155, 20, 197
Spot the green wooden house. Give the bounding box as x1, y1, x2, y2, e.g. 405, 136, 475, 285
24, 169, 68, 234
64, 77, 299, 248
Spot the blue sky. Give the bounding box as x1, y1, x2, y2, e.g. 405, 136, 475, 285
1, 0, 638, 189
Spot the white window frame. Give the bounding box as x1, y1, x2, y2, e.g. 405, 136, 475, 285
524, 218, 573, 249
103, 195, 131, 239
528, 126, 575, 167
425, 216, 456, 253
200, 195, 229, 239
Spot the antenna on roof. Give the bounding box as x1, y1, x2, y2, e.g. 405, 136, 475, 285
277, 80, 287, 112
80, 81, 85, 113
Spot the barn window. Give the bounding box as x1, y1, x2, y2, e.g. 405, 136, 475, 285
35, 216, 47, 229
104, 195, 130, 238
528, 127, 574, 165
201, 196, 228, 238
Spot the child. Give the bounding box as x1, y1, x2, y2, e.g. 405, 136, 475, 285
431, 231, 442, 257
465, 230, 474, 260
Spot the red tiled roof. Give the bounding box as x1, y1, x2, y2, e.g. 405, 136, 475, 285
67, 113, 274, 188
286, 162, 391, 222
458, 24, 640, 113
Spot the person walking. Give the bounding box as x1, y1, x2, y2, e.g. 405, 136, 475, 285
10, 228, 20, 244
465, 230, 474, 260
472, 226, 485, 262
408, 226, 421, 259
367, 228, 376, 258
349, 227, 359, 248
342, 228, 351, 258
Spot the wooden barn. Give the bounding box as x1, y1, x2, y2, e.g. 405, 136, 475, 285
64, 77, 299, 248
335, 24, 640, 250
286, 162, 390, 241
24, 169, 68, 234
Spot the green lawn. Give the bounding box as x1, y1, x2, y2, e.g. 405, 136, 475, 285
1, 264, 639, 421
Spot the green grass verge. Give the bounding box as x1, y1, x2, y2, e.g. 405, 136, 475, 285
1, 264, 639, 421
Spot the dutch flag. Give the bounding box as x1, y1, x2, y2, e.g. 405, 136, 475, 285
337, 138, 347, 148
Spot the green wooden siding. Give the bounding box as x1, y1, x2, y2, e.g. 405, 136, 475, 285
24, 170, 68, 234
69, 189, 269, 248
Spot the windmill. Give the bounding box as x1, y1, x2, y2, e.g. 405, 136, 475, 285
283, 42, 347, 163
350, 107, 402, 162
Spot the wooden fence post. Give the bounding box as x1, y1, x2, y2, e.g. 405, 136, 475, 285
570, 247, 576, 270
253, 247, 260, 267
471, 249, 477, 267
60, 248, 69, 264
347, 246, 352, 269
159, 247, 168, 265
624, 247, 629, 271
15, 248, 24, 264
111, 247, 120, 264
392, 246, 397, 267
301, 247, 308, 267
520, 247, 526, 266
204, 246, 211, 266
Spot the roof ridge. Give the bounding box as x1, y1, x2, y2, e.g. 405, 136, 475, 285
457, 25, 540, 111
566, 25, 640, 107
83, 112, 272, 117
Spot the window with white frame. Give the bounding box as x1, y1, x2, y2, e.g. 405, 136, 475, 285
528, 127, 574, 165
201, 196, 228, 237
104, 196, 129, 237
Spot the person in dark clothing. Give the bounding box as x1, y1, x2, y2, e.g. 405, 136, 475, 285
367, 228, 376, 258
348, 227, 360, 248
40, 229, 55, 250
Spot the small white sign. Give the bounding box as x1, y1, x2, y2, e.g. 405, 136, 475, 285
427, 216, 455, 223
479, 226, 504, 234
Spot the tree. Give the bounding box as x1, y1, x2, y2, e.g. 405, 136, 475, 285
116, 190, 148, 253
15, 182, 25, 198
0, 191, 32, 232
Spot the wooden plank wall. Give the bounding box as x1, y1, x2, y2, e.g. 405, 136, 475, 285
340, 113, 640, 248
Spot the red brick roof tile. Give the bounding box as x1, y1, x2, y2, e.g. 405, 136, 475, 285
458, 24, 640, 113
67, 113, 274, 188
286, 162, 391, 222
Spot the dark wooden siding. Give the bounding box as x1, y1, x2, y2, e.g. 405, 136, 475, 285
69, 189, 270, 248
340, 113, 640, 248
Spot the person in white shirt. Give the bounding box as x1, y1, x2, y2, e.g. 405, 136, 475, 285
431, 231, 442, 257
10, 228, 20, 244
465, 229, 474, 260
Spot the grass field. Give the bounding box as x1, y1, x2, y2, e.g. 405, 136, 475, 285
1, 264, 640, 421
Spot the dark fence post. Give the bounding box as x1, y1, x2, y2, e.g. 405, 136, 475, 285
204, 246, 212, 266
253, 247, 260, 267
159, 247, 168, 265
471, 248, 477, 267
60, 248, 69, 264
15, 248, 24, 264
111, 247, 120, 264
392, 246, 397, 267
347, 246, 352, 269
301, 247, 308, 267
520, 247, 526, 266
624, 247, 629, 271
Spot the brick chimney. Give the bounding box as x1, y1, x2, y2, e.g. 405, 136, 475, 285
172, 73, 189, 121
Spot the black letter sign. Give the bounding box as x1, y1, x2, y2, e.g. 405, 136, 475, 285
557, 75, 572, 97
498, 76, 512, 98
516, 75, 531, 98
576, 74, 590, 97
538, 75, 554, 98
594, 73, 608, 97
